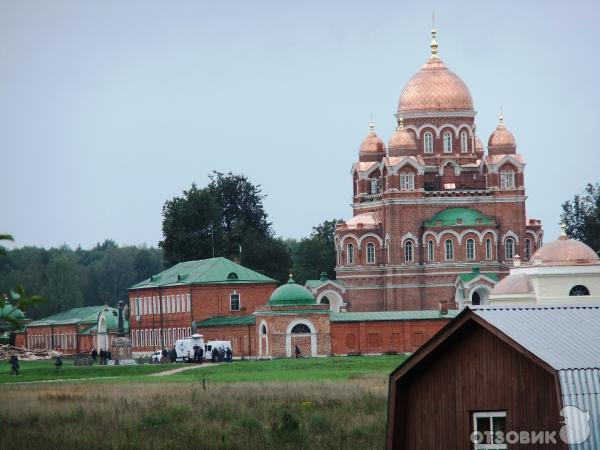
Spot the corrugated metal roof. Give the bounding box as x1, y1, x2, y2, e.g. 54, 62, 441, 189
559, 368, 600, 450
26, 306, 113, 327
472, 305, 600, 370
129, 257, 277, 289
194, 316, 256, 328
331, 310, 460, 322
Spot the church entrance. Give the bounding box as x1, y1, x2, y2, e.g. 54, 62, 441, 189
471, 287, 490, 306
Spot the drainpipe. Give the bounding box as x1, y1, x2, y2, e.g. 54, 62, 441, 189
50, 325, 54, 350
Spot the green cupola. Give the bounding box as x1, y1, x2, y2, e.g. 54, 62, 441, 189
267, 274, 316, 306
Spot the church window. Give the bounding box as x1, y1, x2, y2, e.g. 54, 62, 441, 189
460, 131, 468, 153
466, 238, 475, 260
347, 244, 354, 264
445, 239, 454, 260
291, 323, 311, 334
427, 240, 435, 261
504, 238, 514, 260
261, 324, 267, 335
424, 132, 433, 153
404, 240, 414, 263
525, 239, 531, 260
230, 293, 240, 311
186, 293, 191, 312
443, 131, 452, 153
370, 178, 379, 194
485, 238, 493, 260
500, 170, 515, 189
400, 172, 415, 191
366, 243, 376, 264
569, 285, 590, 296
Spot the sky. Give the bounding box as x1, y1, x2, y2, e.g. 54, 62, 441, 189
1, 0, 599, 249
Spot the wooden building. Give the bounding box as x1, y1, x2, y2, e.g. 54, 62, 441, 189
387, 305, 600, 450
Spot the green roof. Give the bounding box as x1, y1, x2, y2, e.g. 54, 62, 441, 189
194, 316, 256, 328
330, 310, 460, 322
130, 257, 277, 290
27, 306, 114, 327
254, 309, 330, 316
268, 276, 316, 306
424, 208, 494, 227
305, 279, 344, 290
458, 269, 498, 283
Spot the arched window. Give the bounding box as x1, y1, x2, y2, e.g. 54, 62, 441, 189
443, 131, 452, 153
404, 240, 413, 263
370, 178, 379, 194
424, 132, 433, 154
366, 242, 376, 264
485, 238, 492, 260
261, 324, 267, 335
400, 172, 415, 191
500, 170, 515, 189
347, 244, 354, 264
460, 131, 468, 153
505, 238, 514, 260
525, 239, 532, 260
569, 285, 590, 296
427, 240, 435, 261
445, 239, 454, 260
291, 323, 311, 334
466, 238, 475, 260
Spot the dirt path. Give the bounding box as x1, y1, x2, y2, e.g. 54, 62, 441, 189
149, 363, 219, 376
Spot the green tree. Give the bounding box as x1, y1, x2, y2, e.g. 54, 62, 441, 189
561, 182, 600, 255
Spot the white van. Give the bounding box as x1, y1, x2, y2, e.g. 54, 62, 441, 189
175, 334, 205, 362
205, 340, 232, 362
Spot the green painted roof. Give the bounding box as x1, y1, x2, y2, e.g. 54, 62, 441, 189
130, 257, 277, 289
330, 310, 460, 322
27, 306, 114, 327
268, 276, 316, 306
424, 208, 494, 227
458, 270, 498, 283
194, 316, 256, 328
305, 279, 344, 290
254, 309, 330, 316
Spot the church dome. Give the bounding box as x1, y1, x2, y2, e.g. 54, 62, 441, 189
388, 121, 417, 150
491, 273, 534, 296
488, 115, 516, 148
475, 136, 484, 152
359, 122, 385, 154
268, 275, 316, 306
531, 235, 600, 266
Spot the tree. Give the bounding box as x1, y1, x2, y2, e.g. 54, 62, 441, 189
561, 182, 600, 255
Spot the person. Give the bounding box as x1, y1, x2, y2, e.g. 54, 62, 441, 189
192, 344, 200, 362
225, 347, 232, 363
198, 347, 204, 363
54, 355, 63, 375
170, 348, 177, 363
99, 349, 105, 365
107, 350, 112, 363
9, 355, 19, 375
161, 348, 168, 363
211, 347, 217, 363
91, 347, 98, 365
294, 345, 301, 358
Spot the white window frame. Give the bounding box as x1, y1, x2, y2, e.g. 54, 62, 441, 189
370, 178, 379, 194
505, 238, 515, 260
176, 294, 181, 313
366, 242, 376, 264
230, 293, 241, 311
445, 239, 454, 260
472, 411, 507, 450
485, 238, 492, 260
466, 238, 475, 260
424, 131, 433, 154
161, 296, 166, 313
404, 240, 413, 263
186, 293, 191, 312
460, 131, 468, 153
443, 131, 452, 153
347, 244, 355, 264
500, 170, 515, 189
171, 296, 176, 313
400, 172, 415, 191
427, 240, 435, 261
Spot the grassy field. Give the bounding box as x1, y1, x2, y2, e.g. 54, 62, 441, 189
0, 356, 406, 449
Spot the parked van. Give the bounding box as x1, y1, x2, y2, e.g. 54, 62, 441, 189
175, 334, 205, 362
205, 340, 232, 361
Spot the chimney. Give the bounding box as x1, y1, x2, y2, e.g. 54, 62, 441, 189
439, 300, 448, 315
513, 255, 521, 267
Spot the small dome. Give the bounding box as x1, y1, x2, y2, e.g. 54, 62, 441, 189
488, 115, 516, 148
388, 122, 417, 150
359, 122, 385, 154
531, 236, 600, 266
491, 273, 534, 296
345, 212, 382, 229
475, 136, 484, 152
268, 275, 316, 306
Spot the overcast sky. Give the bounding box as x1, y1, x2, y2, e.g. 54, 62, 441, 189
1, 0, 599, 249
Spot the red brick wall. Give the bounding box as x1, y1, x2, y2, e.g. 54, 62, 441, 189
24, 324, 105, 354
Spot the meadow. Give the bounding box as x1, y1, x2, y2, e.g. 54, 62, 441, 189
0, 356, 406, 449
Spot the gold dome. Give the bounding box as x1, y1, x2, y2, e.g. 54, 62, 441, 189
531, 236, 599, 266
475, 136, 484, 152
359, 122, 385, 154
488, 115, 516, 148
388, 120, 416, 150
398, 57, 474, 114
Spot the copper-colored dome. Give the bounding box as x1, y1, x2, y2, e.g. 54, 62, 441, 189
488, 118, 516, 148
398, 57, 474, 114
491, 273, 534, 296
388, 125, 416, 149
531, 236, 600, 266
475, 136, 484, 152
359, 123, 385, 154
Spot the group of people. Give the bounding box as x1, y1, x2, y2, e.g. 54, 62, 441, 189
211, 346, 232, 363
160, 347, 177, 363
90, 347, 111, 365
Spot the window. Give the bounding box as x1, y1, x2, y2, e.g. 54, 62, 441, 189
443, 131, 452, 153
291, 323, 311, 334
472, 411, 507, 450
171, 296, 176, 313
400, 172, 415, 191
161, 296, 166, 313
505, 238, 514, 260
569, 285, 590, 296
370, 178, 379, 194
404, 241, 413, 263
176, 295, 181, 313
466, 238, 475, 260
230, 293, 240, 311
423, 131, 433, 153
460, 131, 468, 153
347, 244, 354, 264
486, 238, 492, 260
366, 243, 376, 264
500, 170, 515, 189
525, 239, 531, 260
261, 324, 267, 335
427, 240, 434, 261
186, 294, 191, 312
445, 239, 454, 260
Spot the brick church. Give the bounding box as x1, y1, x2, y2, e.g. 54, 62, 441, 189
311, 28, 543, 312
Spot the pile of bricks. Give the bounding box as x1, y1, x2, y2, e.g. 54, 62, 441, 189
0, 344, 60, 360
